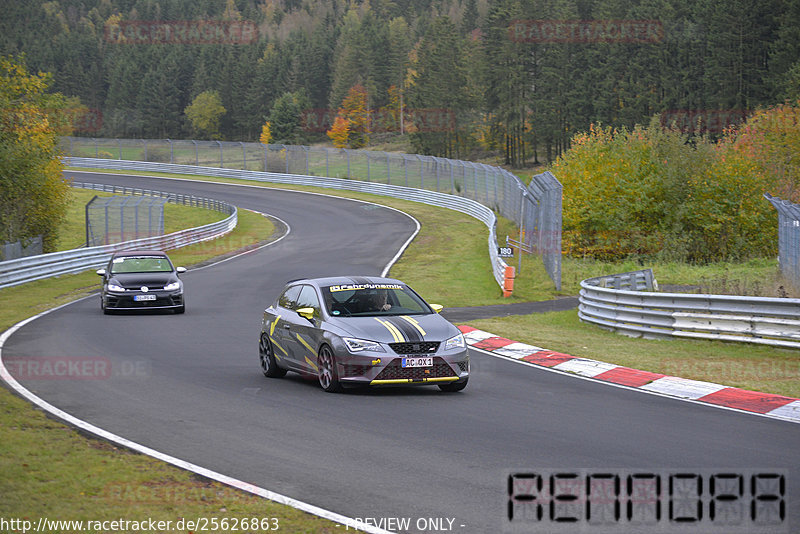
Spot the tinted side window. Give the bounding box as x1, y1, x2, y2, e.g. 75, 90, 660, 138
296, 285, 321, 317
278, 285, 302, 309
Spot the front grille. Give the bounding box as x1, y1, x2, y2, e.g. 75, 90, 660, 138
375, 357, 456, 381
457, 361, 469, 373
389, 341, 440, 355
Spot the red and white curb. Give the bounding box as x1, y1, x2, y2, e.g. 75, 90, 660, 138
458, 325, 800, 424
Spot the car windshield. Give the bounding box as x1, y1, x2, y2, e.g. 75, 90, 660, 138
110, 256, 173, 274
321, 283, 430, 317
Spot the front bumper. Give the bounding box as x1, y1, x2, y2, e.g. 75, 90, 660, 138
337, 350, 469, 386
103, 290, 184, 310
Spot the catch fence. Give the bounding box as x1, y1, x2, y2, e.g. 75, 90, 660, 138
765, 194, 800, 289
62, 137, 563, 289
85, 195, 167, 246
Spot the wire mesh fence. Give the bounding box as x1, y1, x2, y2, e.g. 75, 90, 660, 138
84, 195, 167, 247
0, 236, 43, 262
765, 193, 800, 289
524, 171, 563, 290
62, 136, 563, 289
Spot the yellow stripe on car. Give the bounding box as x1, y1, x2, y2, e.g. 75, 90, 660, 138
270, 337, 288, 357
295, 333, 316, 356
304, 356, 319, 372
375, 318, 405, 342
400, 315, 426, 336
371, 377, 459, 385
270, 315, 281, 336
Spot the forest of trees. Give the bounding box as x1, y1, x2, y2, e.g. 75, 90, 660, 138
2, 0, 798, 166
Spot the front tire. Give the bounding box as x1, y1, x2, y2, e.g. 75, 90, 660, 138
317, 345, 342, 393
438, 377, 468, 392
259, 333, 286, 378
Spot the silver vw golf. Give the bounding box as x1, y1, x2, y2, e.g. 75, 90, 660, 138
259, 276, 469, 392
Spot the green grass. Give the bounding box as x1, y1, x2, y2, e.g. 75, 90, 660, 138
4, 165, 797, 531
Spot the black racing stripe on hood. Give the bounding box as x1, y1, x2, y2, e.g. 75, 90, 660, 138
386, 316, 422, 342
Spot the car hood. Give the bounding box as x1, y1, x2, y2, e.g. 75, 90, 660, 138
110, 272, 179, 289
327, 313, 459, 344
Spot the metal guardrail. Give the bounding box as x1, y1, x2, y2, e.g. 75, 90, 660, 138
65, 157, 514, 292
0, 182, 237, 289
579, 269, 800, 349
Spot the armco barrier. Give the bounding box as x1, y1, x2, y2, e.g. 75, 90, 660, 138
0, 182, 237, 289
579, 269, 800, 349
65, 157, 515, 293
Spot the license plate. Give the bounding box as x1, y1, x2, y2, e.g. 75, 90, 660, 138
134, 294, 157, 301
402, 357, 433, 368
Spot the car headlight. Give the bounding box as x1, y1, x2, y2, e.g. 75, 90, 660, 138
107, 283, 125, 292
444, 333, 465, 351
164, 281, 181, 291
343, 337, 385, 353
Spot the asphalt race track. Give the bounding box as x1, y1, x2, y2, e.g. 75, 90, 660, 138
4, 171, 800, 533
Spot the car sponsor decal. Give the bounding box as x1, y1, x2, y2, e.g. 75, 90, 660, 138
375, 318, 405, 342
400, 315, 426, 337
328, 283, 404, 292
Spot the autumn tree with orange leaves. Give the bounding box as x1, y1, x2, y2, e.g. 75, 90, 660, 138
327, 84, 369, 149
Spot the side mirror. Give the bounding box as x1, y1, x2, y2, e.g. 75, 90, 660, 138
96, 269, 106, 276
176, 267, 187, 274
430, 304, 444, 314
297, 307, 315, 321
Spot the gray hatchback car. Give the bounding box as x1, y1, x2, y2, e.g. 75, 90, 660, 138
259, 276, 469, 392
